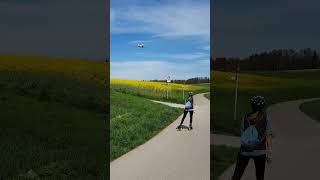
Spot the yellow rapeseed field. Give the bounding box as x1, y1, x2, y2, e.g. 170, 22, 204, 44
111, 79, 204, 91
111, 79, 209, 103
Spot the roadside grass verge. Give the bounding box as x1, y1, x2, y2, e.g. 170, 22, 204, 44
0, 56, 108, 179
110, 91, 181, 161
300, 100, 320, 122
212, 70, 320, 135
204, 93, 210, 100
211, 145, 238, 180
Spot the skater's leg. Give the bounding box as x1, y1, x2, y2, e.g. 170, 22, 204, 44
253, 155, 266, 180
189, 111, 193, 129
177, 110, 188, 129
231, 153, 250, 180
180, 110, 188, 124
189, 111, 193, 124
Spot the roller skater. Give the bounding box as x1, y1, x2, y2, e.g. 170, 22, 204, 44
176, 92, 194, 130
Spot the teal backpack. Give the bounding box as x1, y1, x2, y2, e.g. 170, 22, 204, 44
240, 113, 267, 149
185, 101, 192, 109
240, 125, 259, 147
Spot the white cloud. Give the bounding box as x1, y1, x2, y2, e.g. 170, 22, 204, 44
201, 45, 210, 51
111, 60, 210, 80
124, 52, 209, 61
111, 1, 209, 39
129, 40, 153, 44
163, 52, 209, 60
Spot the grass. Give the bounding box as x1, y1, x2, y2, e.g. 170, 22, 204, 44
111, 79, 209, 104
247, 69, 320, 80
110, 91, 181, 161
211, 145, 238, 180
212, 70, 320, 135
204, 93, 210, 100
0, 55, 108, 179
300, 100, 320, 122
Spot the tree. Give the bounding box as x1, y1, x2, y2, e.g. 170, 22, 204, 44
312, 50, 319, 69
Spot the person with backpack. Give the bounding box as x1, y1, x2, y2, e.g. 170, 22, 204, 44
176, 92, 194, 130
231, 96, 273, 180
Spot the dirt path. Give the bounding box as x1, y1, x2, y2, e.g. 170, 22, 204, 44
110, 93, 210, 180
218, 98, 320, 180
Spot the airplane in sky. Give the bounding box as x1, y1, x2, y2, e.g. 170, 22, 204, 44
136, 42, 144, 48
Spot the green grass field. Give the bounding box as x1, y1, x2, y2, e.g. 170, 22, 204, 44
211, 145, 238, 180
110, 91, 181, 161
212, 70, 320, 135
0, 55, 108, 179
247, 70, 320, 80
204, 93, 210, 100
300, 100, 320, 122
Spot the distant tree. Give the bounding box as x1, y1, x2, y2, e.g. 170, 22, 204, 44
150, 77, 210, 84
311, 50, 319, 69
212, 48, 320, 71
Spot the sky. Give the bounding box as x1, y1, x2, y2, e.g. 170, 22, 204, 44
213, 0, 320, 58
3, 0, 317, 71
0, 0, 107, 60
110, 0, 210, 80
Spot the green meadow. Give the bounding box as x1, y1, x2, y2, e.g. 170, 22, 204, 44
204, 93, 210, 100
0, 55, 108, 179
212, 70, 320, 135
211, 145, 238, 180
248, 70, 320, 80
300, 100, 320, 122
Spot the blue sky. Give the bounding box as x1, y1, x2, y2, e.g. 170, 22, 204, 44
110, 0, 210, 80
1, 0, 319, 64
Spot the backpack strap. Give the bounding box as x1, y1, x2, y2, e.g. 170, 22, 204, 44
243, 114, 250, 130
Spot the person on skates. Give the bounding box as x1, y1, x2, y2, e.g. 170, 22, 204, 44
231, 96, 273, 180
176, 92, 194, 130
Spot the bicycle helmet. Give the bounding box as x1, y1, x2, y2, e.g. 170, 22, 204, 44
250, 96, 266, 111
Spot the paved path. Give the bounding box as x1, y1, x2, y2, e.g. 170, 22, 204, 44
150, 100, 185, 109
110, 93, 210, 180
218, 98, 320, 180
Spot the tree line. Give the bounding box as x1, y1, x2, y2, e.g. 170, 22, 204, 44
150, 77, 210, 84
212, 48, 320, 71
